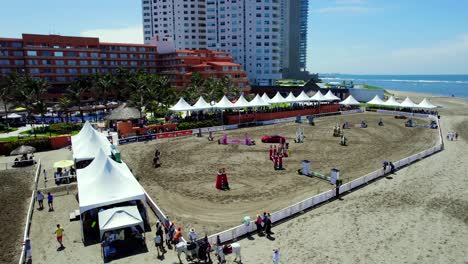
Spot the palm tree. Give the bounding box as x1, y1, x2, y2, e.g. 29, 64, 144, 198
127, 73, 147, 118
0, 73, 18, 130
57, 97, 72, 123
67, 76, 92, 123
15, 77, 48, 137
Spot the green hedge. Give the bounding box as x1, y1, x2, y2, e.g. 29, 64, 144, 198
49, 123, 83, 132
2, 138, 52, 155
177, 119, 221, 130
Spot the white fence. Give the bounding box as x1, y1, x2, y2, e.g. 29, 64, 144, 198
19, 160, 41, 264
376, 109, 432, 119
340, 109, 364, 115
207, 114, 444, 245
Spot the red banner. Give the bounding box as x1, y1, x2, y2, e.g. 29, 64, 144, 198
156, 130, 192, 139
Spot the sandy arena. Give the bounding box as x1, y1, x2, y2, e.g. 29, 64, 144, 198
120, 112, 438, 236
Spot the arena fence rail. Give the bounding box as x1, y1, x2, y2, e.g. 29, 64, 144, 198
19, 160, 41, 264
206, 113, 444, 245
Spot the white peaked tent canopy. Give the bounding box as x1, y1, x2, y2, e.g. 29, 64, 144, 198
295, 91, 312, 102
366, 95, 385, 105
261, 93, 272, 103
310, 91, 328, 101
169, 98, 193, 112
2, 113, 22, 118
284, 92, 298, 103
400, 97, 418, 108
77, 149, 146, 214
233, 94, 251, 108
214, 95, 236, 109
383, 96, 401, 107
72, 122, 112, 161
324, 90, 341, 101
418, 98, 437, 109
98, 206, 144, 239
269, 91, 287, 104
191, 96, 212, 111
248, 94, 270, 107
340, 95, 361, 106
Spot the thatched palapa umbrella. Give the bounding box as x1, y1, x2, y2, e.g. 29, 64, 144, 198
10, 145, 36, 156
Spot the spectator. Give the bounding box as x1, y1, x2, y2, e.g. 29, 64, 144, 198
154, 223, 164, 257
21, 237, 32, 261
173, 226, 183, 245
255, 215, 264, 235
36, 191, 44, 210
54, 224, 64, 248
273, 248, 280, 264
47, 192, 54, 211
265, 213, 273, 238
188, 228, 198, 242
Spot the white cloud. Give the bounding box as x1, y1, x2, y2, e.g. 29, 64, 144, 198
390, 34, 468, 59
80, 26, 143, 44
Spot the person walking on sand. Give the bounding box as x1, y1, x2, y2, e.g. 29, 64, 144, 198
37, 191, 44, 210
154, 223, 164, 257
54, 224, 64, 248
273, 248, 280, 264
47, 192, 54, 211
455, 132, 458, 140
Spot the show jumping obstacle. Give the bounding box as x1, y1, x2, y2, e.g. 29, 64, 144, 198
308, 115, 315, 126
298, 160, 340, 184
333, 124, 343, 137
378, 118, 384, 126
294, 127, 305, 143
340, 135, 348, 146
342, 121, 351, 129
405, 119, 438, 129
218, 133, 255, 145
360, 120, 368, 128
215, 168, 230, 190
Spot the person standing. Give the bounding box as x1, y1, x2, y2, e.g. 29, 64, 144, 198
154, 224, 164, 257
173, 226, 183, 245
455, 132, 458, 140
188, 228, 198, 242
54, 224, 64, 248
47, 192, 54, 211
265, 213, 273, 238
36, 191, 44, 210
273, 248, 280, 264
255, 215, 264, 235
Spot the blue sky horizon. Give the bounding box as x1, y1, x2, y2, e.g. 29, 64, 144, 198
1, 0, 467, 75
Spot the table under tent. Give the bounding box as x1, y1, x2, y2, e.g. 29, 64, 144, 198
72, 121, 114, 169
76, 149, 148, 248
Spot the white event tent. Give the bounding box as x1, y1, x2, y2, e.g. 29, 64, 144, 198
383, 96, 401, 107
366, 95, 385, 105
295, 91, 312, 102
98, 206, 144, 239
261, 93, 272, 104
284, 92, 298, 103
269, 91, 287, 104
214, 95, 236, 109
248, 94, 270, 107
191, 96, 212, 111
310, 91, 328, 102
233, 94, 251, 108
418, 98, 437, 109
340, 95, 361, 106
72, 122, 112, 161
324, 90, 341, 101
77, 149, 146, 214
169, 98, 193, 112
399, 97, 418, 108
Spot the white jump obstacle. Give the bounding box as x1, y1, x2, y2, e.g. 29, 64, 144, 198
298, 160, 340, 185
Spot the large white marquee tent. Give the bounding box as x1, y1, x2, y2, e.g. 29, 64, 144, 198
72, 122, 112, 161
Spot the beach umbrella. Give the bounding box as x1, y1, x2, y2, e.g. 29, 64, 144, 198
10, 145, 36, 156
53, 160, 74, 168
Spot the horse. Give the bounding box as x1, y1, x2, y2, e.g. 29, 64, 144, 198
175, 241, 209, 263
215, 243, 242, 263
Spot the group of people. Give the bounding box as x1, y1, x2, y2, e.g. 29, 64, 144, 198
13, 153, 35, 167
383, 160, 396, 174
447, 132, 459, 141
36, 190, 54, 212
254, 212, 274, 238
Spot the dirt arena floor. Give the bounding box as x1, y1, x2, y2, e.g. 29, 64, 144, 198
120, 112, 438, 236
0, 167, 33, 264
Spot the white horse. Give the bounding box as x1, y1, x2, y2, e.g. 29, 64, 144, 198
215, 243, 242, 263
175, 241, 197, 263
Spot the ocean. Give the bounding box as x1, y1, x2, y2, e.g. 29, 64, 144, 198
319, 74, 468, 99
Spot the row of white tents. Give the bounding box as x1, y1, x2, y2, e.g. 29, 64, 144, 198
169, 90, 341, 112
71, 122, 146, 240
169, 90, 438, 111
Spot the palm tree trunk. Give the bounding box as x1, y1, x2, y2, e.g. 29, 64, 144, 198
3, 102, 9, 131
79, 107, 84, 123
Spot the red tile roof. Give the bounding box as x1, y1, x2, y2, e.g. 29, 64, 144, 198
208, 61, 240, 66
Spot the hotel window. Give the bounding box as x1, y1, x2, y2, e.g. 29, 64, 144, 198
27, 51, 37, 56
110, 54, 117, 59
12, 42, 22, 48
56, 60, 64, 65
100, 54, 107, 58
56, 68, 65, 74
13, 51, 23, 56
130, 47, 137, 52
79, 52, 87, 57
15, 60, 24, 65
66, 52, 76, 57
79, 60, 88, 65
80, 68, 89, 74
28, 60, 39, 65
30, 68, 40, 74
57, 77, 66, 82
42, 51, 52, 56
130, 61, 137, 66
0, 60, 9, 65
68, 60, 77, 66
120, 54, 127, 59
119, 47, 127, 51
54, 51, 64, 57
91, 60, 99, 66
90, 53, 98, 58
42, 60, 51, 65
68, 68, 77, 74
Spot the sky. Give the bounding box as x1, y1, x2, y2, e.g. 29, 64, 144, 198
1, 0, 467, 75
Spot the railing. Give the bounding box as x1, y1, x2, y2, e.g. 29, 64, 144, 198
206, 114, 444, 245
19, 160, 41, 264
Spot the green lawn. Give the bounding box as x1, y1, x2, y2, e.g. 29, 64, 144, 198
362, 84, 391, 95
0, 127, 18, 133
19, 129, 80, 137
0, 135, 48, 142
